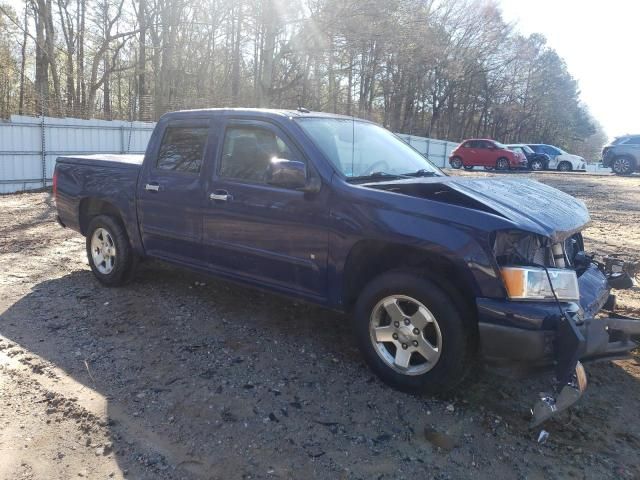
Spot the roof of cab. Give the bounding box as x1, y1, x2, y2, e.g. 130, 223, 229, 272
160, 107, 365, 122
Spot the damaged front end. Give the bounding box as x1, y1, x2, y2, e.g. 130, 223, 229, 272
479, 229, 640, 427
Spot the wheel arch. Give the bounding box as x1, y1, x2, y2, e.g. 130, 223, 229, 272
341, 240, 479, 321
78, 197, 125, 235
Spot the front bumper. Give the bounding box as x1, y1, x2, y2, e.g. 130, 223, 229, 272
477, 262, 638, 426
478, 264, 637, 380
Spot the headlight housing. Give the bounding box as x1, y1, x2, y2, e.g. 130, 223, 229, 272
501, 266, 579, 301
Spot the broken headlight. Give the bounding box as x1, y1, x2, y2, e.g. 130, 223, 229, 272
501, 266, 579, 301
493, 230, 581, 301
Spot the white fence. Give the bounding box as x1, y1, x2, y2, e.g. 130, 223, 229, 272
396, 134, 460, 168
0, 115, 155, 194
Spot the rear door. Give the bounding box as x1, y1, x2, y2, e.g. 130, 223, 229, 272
203, 119, 329, 300
137, 118, 215, 264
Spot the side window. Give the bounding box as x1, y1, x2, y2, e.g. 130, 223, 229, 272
463, 141, 474, 148
219, 126, 295, 183
477, 141, 489, 149
156, 126, 209, 173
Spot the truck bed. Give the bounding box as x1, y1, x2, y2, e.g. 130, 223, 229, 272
56, 154, 144, 169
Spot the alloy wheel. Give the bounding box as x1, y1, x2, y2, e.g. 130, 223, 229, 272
369, 295, 442, 376
613, 157, 632, 175
91, 227, 116, 274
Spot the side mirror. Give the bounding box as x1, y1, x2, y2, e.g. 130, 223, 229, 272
265, 159, 321, 193
487, 144, 496, 150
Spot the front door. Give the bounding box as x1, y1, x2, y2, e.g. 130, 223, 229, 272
203, 119, 329, 301
476, 140, 492, 166
137, 118, 214, 264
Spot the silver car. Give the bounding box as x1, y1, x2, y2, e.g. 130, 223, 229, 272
602, 134, 640, 175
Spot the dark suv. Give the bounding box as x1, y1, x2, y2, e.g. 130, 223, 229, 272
602, 134, 640, 175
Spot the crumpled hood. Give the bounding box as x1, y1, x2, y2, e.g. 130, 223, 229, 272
368, 176, 590, 242
446, 177, 590, 240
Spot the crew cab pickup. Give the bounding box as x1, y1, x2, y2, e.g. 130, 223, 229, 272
54, 108, 639, 426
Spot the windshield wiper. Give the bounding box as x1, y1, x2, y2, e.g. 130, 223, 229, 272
403, 169, 439, 177
347, 171, 410, 182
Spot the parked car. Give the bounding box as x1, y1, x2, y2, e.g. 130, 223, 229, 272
449, 139, 528, 170
54, 108, 639, 426
506, 144, 550, 171
601, 134, 640, 175
527, 144, 586, 171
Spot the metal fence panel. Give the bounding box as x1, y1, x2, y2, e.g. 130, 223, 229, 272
0, 115, 155, 194
395, 134, 460, 168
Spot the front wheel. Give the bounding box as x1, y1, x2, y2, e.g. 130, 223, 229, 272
86, 215, 137, 286
558, 161, 572, 172
496, 157, 510, 170
353, 271, 473, 394
611, 156, 634, 175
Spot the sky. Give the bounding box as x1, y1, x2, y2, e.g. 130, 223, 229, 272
499, 0, 639, 139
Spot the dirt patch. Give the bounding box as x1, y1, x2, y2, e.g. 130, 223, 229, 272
1, 173, 640, 479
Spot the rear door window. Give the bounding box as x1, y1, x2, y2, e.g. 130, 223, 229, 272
156, 126, 209, 173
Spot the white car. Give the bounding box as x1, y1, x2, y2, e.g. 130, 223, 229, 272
527, 144, 587, 171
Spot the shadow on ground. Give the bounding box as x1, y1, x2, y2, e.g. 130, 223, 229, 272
2, 261, 640, 478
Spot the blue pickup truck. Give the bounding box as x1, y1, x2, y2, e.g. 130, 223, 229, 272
54, 108, 639, 425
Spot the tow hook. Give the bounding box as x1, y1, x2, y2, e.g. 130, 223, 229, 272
530, 361, 588, 428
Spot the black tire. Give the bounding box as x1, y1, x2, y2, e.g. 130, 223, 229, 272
463, 165, 474, 171
353, 271, 473, 394
86, 215, 137, 287
496, 157, 510, 171
557, 161, 572, 172
529, 158, 544, 171
483, 166, 495, 171
450, 157, 463, 169
611, 156, 635, 176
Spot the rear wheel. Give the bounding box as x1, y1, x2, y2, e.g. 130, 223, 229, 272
353, 271, 473, 394
611, 156, 634, 175
496, 157, 510, 171
463, 165, 474, 171
450, 157, 463, 169
558, 161, 572, 172
86, 215, 137, 286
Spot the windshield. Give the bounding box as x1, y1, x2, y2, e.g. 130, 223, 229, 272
296, 118, 443, 179
494, 141, 507, 149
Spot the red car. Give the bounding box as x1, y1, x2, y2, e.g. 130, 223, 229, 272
449, 139, 527, 170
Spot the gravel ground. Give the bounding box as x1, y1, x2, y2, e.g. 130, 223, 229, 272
1, 172, 640, 480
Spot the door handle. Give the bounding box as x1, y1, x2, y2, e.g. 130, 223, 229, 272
145, 183, 160, 192
209, 190, 230, 201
